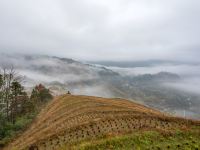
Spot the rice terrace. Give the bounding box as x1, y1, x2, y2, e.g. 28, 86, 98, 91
5, 94, 200, 150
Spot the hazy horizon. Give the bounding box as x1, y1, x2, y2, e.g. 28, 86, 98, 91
0, 0, 200, 62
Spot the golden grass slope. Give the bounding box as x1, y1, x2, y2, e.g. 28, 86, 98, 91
6, 94, 200, 150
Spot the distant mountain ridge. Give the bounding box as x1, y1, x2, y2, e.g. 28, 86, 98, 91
89, 60, 199, 67
129, 72, 180, 83
0, 53, 200, 119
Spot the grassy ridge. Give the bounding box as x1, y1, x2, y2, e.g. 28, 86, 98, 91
6, 95, 200, 150
74, 128, 200, 150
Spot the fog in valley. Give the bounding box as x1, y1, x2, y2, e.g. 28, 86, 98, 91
107, 63, 200, 95
0, 54, 200, 119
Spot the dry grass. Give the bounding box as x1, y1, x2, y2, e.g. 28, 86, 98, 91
5, 94, 200, 150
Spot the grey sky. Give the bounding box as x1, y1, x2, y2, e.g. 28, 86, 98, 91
0, 0, 200, 61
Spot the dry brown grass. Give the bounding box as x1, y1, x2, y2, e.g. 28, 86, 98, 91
5, 94, 200, 150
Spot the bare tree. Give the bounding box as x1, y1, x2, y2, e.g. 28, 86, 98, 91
0, 65, 24, 122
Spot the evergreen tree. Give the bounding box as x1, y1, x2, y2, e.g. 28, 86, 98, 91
10, 81, 28, 123
30, 84, 52, 109
0, 74, 3, 113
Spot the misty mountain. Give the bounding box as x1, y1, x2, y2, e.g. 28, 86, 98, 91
0, 53, 200, 119
89, 60, 198, 68
126, 72, 180, 85
0, 53, 120, 96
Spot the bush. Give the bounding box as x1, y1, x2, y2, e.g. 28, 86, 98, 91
13, 116, 32, 131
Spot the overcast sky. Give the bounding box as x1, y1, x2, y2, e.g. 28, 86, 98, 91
0, 0, 200, 61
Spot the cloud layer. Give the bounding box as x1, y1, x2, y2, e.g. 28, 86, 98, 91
0, 0, 200, 61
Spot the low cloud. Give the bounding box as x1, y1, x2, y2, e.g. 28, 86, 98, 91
108, 64, 200, 95
0, 54, 112, 97
164, 78, 200, 95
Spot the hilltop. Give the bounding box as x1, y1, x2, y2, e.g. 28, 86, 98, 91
6, 95, 200, 150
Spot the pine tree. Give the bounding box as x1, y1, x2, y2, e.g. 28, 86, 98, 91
30, 84, 52, 110
10, 81, 26, 123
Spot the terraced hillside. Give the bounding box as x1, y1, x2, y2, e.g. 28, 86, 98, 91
6, 95, 200, 150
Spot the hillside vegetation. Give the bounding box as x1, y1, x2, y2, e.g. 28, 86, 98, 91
6, 95, 200, 150
0, 67, 53, 147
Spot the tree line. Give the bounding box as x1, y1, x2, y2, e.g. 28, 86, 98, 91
0, 67, 53, 146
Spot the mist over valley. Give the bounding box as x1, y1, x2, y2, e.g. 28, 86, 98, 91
1, 53, 199, 119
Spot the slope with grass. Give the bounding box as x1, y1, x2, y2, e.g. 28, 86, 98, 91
6, 95, 200, 150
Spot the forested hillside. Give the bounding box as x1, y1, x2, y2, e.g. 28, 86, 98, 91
0, 67, 52, 147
